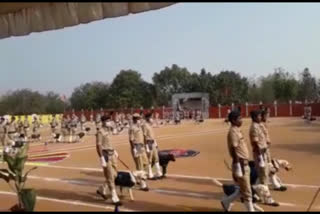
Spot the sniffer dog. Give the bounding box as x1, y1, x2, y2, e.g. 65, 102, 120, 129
151, 152, 176, 178
97, 170, 149, 201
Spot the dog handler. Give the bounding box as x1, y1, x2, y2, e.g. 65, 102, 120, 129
128, 113, 149, 174
96, 115, 122, 206
143, 113, 162, 179
221, 110, 255, 212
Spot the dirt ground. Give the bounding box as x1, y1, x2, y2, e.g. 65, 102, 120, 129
0, 117, 319, 212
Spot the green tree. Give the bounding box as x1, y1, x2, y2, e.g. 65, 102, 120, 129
297, 68, 318, 102
271, 68, 299, 103
44, 92, 65, 114
248, 83, 261, 104
0, 89, 47, 115
213, 71, 249, 105
153, 64, 192, 105
259, 76, 276, 103
109, 70, 154, 108
70, 82, 110, 110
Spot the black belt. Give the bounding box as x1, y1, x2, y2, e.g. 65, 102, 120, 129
134, 143, 144, 150
261, 148, 267, 153
102, 149, 114, 157
8, 131, 16, 134
146, 140, 154, 144
239, 159, 249, 166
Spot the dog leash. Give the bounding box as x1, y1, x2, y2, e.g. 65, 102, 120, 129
307, 187, 320, 212
224, 159, 232, 171
117, 156, 131, 171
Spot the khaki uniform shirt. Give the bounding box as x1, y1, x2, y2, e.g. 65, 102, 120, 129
50, 118, 59, 128
129, 123, 144, 144
227, 126, 250, 160
250, 122, 267, 153
81, 114, 86, 123
23, 119, 29, 129
143, 123, 155, 141
96, 128, 113, 150
0, 122, 7, 134
260, 122, 271, 143
7, 121, 17, 133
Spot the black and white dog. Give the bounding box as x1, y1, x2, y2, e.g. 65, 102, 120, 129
220, 158, 292, 211
114, 170, 149, 201
151, 152, 176, 178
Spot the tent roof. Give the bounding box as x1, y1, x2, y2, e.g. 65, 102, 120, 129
0, 2, 175, 39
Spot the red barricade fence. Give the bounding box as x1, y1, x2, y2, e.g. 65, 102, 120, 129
64, 103, 320, 120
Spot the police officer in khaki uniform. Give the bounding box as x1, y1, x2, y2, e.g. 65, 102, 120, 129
7, 116, 18, 142
38, 115, 43, 128
221, 111, 254, 212
250, 110, 279, 206
154, 112, 160, 127
70, 113, 78, 143
128, 113, 148, 173
23, 116, 30, 140
96, 115, 121, 206
32, 116, 41, 141
90, 109, 94, 123
96, 111, 102, 130
17, 116, 24, 135
143, 113, 162, 179
249, 110, 269, 186
60, 116, 68, 143
127, 113, 133, 126
80, 109, 87, 131
50, 114, 59, 142
260, 110, 287, 192
0, 117, 7, 147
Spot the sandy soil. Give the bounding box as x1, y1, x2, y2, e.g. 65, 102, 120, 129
0, 118, 319, 212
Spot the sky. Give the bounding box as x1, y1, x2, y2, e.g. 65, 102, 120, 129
0, 3, 320, 97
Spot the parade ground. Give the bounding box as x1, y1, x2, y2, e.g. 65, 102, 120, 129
0, 117, 319, 212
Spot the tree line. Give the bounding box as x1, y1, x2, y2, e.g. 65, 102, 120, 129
1, 65, 319, 114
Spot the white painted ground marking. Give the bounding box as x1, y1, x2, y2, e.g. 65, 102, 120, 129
0, 190, 136, 211
279, 202, 299, 207
151, 189, 212, 199
152, 189, 302, 208
19, 175, 305, 209
20, 162, 320, 190
167, 174, 320, 189
29, 175, 99, 187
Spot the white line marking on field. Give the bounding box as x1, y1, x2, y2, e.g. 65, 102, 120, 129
29, 175, 100, 187
22, 162, 320, 190
279, 202, 298, 207
152, 189, 302, 208
22, 161, 320, 190
151, 189, 212, 199
17, 175, 305, 209
0, 190, 136, 211
167, 174, 320, 189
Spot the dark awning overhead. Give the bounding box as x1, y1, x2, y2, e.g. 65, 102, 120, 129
0, 2, 176, 39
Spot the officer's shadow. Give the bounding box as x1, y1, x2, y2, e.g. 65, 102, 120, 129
80, 170, 103, 177
35, 188, 222, 211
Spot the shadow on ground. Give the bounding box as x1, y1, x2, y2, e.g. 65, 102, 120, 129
151, 186, 223, 201
80, 170, 103, 177
36, 188, 217, 211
